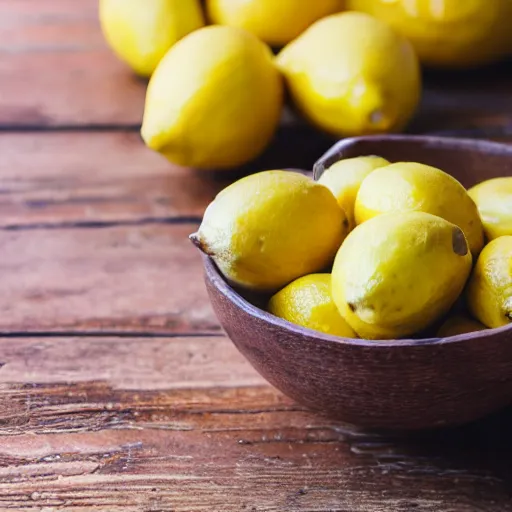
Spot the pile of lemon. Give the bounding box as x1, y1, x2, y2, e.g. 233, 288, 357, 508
191, 159, 512, 340
100, 0, 512, 170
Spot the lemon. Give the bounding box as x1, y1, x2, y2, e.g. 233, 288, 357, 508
468, 177, 512, 241
347, 0, 512, 68
317, 156, 390, 230
355, 162, 484, 256
268, 274, 357, 337
437, 314, 486, 337
467, 236, 512, 329
191, 171, 348, 291
206, 0, 344, 47
331, 211, 473, 340
141, 26, 283, 169
276, 12, 421, 137
99, 0, 204, 77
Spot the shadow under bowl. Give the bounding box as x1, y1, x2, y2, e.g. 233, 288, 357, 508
202, 134, 512, 431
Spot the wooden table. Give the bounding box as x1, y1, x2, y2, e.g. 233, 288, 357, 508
1, 1, 512, 510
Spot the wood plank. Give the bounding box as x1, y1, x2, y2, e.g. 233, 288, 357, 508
411, 64, 512, 137
0, 0, 102, 50
0, 132, 229, 226
0, 335, 510, 510
0, 50, 145, 127
0, 224, 220, 334
0, 335, 266, 389
0, 0, 145, 126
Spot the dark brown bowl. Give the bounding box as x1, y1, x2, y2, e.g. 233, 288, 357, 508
203, 135, 512, 431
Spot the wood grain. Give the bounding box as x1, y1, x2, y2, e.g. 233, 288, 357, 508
0, 224, 219, 334
0, 335, 265, 389
0, 0, 103, 50
0, 0, 145, 127
0, 132, 230, 226
0, 336, 510, 511
0, 51, 145, 127
2, 1, 512, 510
411, 64, 512, 137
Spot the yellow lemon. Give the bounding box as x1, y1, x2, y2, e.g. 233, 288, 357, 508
276, 12, 421, 137
190, 171, 348, 292
99, 0, 204, 77
317, 156, 390, 230
467, 236, 512, 329
268, 274, 357, 337
206, 0, 344, 47
355, 162, 484, 256
141, 26, 283, 169
331, 211, 473, 340
347, 0, 512, 68
437, 314, 486, 337
468, 177, 512, 241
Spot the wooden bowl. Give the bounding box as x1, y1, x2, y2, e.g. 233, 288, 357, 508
202, 135, 512, 431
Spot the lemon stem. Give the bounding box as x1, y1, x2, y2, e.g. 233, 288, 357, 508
189, 232, 214, 256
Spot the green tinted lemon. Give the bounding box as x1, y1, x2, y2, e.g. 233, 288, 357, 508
331, 211, 473, 340
268, 274, 357, 337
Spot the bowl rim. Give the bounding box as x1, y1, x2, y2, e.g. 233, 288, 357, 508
205, 256, 512, 349
204, 134, 512, 348
312, 134, 512, 180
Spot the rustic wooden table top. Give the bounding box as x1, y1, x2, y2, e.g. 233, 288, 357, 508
1, 1, 512, 510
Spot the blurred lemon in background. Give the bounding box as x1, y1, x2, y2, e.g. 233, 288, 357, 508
276, 12, 421, 138
141, 26, 283, 169
99, 0, 204, 77
347, 0, 512, 68
206, 0, 344, 46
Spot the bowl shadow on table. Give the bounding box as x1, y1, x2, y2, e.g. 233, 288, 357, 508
337, 404, 512, 484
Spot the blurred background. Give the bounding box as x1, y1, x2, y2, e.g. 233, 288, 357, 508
3, 0, 512, 175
